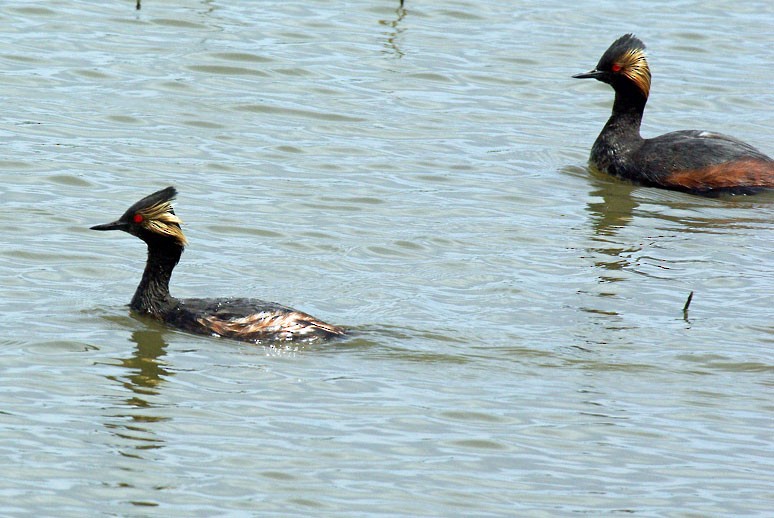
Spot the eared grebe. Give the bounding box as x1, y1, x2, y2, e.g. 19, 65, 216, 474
573, 34, 774, 195
90, 187, 345, 343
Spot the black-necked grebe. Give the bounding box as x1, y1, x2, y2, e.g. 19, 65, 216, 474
573, 34, 774, 195
90, 187, 344, 343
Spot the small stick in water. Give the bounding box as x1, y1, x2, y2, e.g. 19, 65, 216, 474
682, 291, 694, 317
136, 0, 141, 10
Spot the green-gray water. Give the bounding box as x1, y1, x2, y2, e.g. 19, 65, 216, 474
1, 1, 772, 515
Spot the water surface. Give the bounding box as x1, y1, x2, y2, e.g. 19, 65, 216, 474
1, 0, 772, 515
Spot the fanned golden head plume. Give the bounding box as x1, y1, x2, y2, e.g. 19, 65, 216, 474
90, 186, 187, 247
609, 38, 651, 98
573, 34, 652, 99
134, 192, 188, 246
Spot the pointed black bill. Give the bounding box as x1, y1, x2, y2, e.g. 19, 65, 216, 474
90, 220, 129, 232
572, 69, 604, 80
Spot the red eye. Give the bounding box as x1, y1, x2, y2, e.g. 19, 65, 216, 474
133, 214, 144, 223
611, 63, 622, 72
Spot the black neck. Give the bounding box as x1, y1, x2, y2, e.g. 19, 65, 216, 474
601, 84, 648, 142
130, 240, 183, 315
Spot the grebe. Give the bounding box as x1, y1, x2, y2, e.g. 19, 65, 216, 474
90, 187, 345, 343
573, 34, 774, 195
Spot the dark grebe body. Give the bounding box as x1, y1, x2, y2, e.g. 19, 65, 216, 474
573, 34, 774, 195
91, 187, 344, 343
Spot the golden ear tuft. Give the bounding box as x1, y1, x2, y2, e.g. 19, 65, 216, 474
137, 199, 188, 246
618, 47, 651, 98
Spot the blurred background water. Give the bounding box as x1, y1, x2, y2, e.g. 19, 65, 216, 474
0, 0, 772, 515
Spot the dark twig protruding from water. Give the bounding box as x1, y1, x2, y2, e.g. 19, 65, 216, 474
682, 291, 694, 319
136, 0, 141, 10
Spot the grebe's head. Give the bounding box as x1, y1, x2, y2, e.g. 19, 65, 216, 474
90, 186, 187, 247
573, 34, 651, 99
